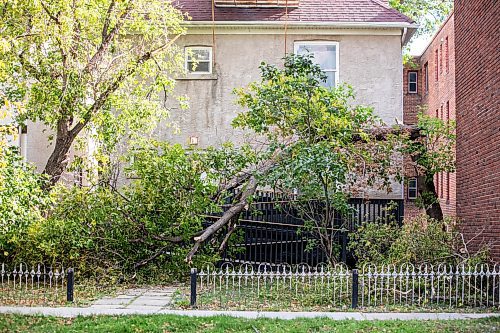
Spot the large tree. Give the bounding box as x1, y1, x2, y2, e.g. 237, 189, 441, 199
185, 55, 455, 263
0, 0, 186, 186
186, 55, 406, 263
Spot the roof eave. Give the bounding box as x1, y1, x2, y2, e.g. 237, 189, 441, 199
184, 21, 419, 29
402, 26, 418, 46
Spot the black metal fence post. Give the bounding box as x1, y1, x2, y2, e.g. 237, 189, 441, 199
66, 268, 74, 303
352, 269, 359, 309
190, 268, 197, 308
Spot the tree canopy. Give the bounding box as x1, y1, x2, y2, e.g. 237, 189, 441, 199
389, 0, 454, 37
0, 0, 186, 185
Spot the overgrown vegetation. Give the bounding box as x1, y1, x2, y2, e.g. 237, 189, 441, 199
349, 215, 489, 267
0, 53, 484, 284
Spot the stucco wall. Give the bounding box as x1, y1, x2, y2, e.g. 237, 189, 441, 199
162, 32, 404, 147
24, 28, 405, 198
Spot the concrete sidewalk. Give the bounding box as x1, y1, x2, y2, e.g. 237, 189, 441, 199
0, 306, 498, 320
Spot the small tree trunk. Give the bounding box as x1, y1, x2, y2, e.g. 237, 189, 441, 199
417, 175, 444, 221
42, 119, 79, 188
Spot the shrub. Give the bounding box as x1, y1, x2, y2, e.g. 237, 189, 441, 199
12, 143, 228, 281
0, 146, 51, 261
348, 221, 400, 267
349, 215, 489, 267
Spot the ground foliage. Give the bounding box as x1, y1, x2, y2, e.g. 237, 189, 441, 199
349, 215, 490, 267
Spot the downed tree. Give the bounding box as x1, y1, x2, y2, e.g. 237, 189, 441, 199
183, 55, 455, 263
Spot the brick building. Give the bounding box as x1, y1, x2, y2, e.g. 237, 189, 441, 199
403, 13, 456, 218
454, 0, 499, 261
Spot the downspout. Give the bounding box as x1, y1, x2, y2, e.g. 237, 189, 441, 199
401, 27, 408, 47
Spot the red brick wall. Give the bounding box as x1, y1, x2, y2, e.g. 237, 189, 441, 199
403, 62, 424, 217
454, 1, 500, 261
403, 14, 456, 219
419, 13, 456, 218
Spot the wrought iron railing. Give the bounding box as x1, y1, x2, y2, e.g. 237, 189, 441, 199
189, 263, 500, 310
0, 263, 74, 306
206, 190, 404, 266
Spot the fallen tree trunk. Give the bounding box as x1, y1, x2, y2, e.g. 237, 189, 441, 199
185, 159, 277, 263
184, 125, 444, 262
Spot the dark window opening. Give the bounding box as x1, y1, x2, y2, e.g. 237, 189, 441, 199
408, 71, 418, 93
408, 178, 418, 200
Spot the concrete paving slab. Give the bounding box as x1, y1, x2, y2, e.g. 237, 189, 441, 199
0, 306, 499, 320
115, 295, 136, 299
92, 298, 133, 306
130, 298, 171, 307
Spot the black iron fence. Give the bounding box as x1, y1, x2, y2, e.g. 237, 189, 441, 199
0, 263, 74, 306
206, 190, 404, 266
189, 263, 500, 310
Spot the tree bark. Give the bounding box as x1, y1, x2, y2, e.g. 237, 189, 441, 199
417, 174, 444, 221
185, 159, 277, 263
42, 118, 78, 187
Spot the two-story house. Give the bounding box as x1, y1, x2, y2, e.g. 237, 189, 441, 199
20, 0, 417, 200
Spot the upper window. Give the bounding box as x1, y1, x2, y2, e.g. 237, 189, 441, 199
408, 71, 418, 93
408, 178, 418, 200
294, 41, 339, 88
434, 49, 439, 81
185, 47, 212, 74
424, 62, 429, 93
445, 37, 449, 73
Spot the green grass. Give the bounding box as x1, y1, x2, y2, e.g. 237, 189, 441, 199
0, 314, 498, 333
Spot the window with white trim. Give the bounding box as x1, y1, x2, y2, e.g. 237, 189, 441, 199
294, 41, 339, 88
185, 46, 212, 74
408, 71, 418, 93
408, 178, 418, 200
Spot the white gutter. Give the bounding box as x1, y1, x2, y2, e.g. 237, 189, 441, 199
185, 20, 419, 30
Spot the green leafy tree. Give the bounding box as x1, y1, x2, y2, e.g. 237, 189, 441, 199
389, 0, 454, 36
187, 55, 400, 265
402, 113, 456, 220
0, 108, 50, 260
0, 0, 186, 186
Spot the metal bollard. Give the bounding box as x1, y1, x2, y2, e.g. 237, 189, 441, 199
67, 268, 74, 303
352, 269, 359, 309
190, 268, 197, 308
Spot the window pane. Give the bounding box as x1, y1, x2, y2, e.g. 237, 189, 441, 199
187, 49, 210, 61
321, 71, 336, 88
409, 82, 417, 92
297, 44, 336, 70
409, 72, 417, 83
409, 189, 417, 198
188, 61, 210, 73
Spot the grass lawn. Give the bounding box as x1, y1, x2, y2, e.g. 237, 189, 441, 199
0, 314, 499, 333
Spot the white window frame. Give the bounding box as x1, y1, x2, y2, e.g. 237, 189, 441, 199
408, 178, 418, 200
185, 46, 213, 74
294, 41, 339, 87
408, 71, 418, 94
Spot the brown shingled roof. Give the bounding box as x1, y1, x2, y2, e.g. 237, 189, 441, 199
174, 0, 414, 24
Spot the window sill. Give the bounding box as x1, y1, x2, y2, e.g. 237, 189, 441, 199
176, 73, 218, 81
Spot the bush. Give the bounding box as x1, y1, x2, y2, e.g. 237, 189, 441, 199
0, 146, 51, 261
348, 221, 400, 267
349, 215, 489, 267
9, 143, 226, 281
